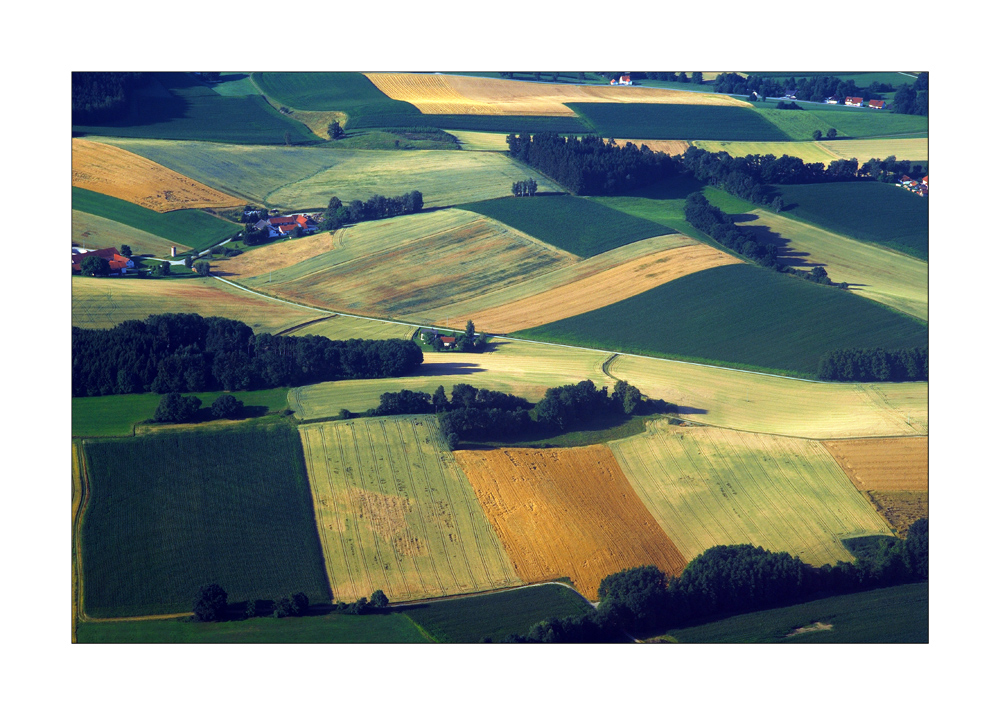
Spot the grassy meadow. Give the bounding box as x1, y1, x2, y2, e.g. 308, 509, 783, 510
569, 103, 792, 141
693, 137, 928, 165
80, 422, 331, 617
252, 71, 421, 120
284, 315, 416, 341
458, 195, 673, 258
753, 104, 928, 141
73, 211, 190, 258
514, 263, 929, 378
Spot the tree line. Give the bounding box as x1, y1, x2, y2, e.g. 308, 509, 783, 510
72, 313, 424, 397
72, 72, 148, 124
192, 583, 391, 622
818, 347, 928, 382
322, 190, 423, 231
506, 132, 677, 195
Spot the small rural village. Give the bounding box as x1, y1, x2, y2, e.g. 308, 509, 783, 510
70, 69, 929, 648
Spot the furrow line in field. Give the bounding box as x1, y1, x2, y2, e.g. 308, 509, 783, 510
319, 426, 359, 602
335, 424, 377, 600
365, 420, 412, 601
385, 420, 431, 597
398, 420, 448, 597
445, 439, 501, 591
350, 421, 395, 598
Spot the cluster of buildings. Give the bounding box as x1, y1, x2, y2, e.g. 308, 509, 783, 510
71, 247, 135, 274
840, 96, 885, 109
419, 329, 456, 349
250, 213, 319, 239
609, 74, 632, 86
898, 174, 928, 197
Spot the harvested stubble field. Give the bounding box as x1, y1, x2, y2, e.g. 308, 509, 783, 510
820, 137, 928, 163
866, 491, 928, 536
822, 437, 929, 492
364, 73, 751, 116
231, 210, 574, 317
450, 131, 514, 151
454, 445, 687, 600
609, 422, 893, 566
92, 138, 557, 210
71, 275, 320, 334
607, 354, 928, 439
287, 339, 614, 420
299, 417, 521, 602
284, 315, 416, 341
736, 210, 928, 321
73, 211, 191, 258
446, 242, 742, 334
72, 138, 242, 212
693, 140, 840, 165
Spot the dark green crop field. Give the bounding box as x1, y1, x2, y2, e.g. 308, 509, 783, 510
515, 263, 929, 377
773, 182, 928, 260
665, 582, 928, 643
76, 612, 432, 644
73, 72, 315, 145
350, 113, 590, 134
568, 103, 792, 141
459, 195, 672, 257
80, 422, 330, 618
72, 187, 239, 252
252, 71, 421, 121
400, 584, 595, 643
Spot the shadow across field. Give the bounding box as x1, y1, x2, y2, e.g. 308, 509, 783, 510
734, 216, 822, 270
416, 362, 487, 377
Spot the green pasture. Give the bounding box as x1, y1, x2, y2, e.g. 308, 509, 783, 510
514, 263, 929, 377
350, 113, 590, 134
252, 71, 420, 120
773, 182, 928, 260
72, 187, 238, 252
80, 422, 330, 618
73, 72, 315, 145
400, 584, 595, 643
72, 210, 188, 258
664, 582, 928, 643
77, 612, 431, 643
754, 103, 928, 140
72, 388, 291, 437
568, 103, 792, 141
458, 195, 672, 258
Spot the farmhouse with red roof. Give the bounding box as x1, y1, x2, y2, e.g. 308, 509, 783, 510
868, 99, 885, 109
844, 96, 864, 107
71, 247, 135, 274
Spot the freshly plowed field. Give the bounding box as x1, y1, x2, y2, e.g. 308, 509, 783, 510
73, 211, 192, 258
288, 339, 614, 419
72, 275, 320, 334
822, 437, 928, 491
299, 417, 521, 602
284, 315, 416, 341
365, 73, 751, 116
609, 422, 893, 566
607, 354, 928, 439
867, 491, 929, 536
448, 242, 742, 333
72, 138, 242, 212
454, 446, 687, 599
232, 210, 575, 317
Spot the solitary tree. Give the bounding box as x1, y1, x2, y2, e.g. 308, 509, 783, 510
193, 583, 228, 622
153, 392, 202, 423
811, 129, 823, 141
80, 255, 109, 276
327, 120, 345, 140
151, 261, 171, 277
826, 127, 838, 139
119, 244, 133, 258
369, 589, 389, 610
184, 256, 194, 269
194, 260, 211, 276
210, 394, 243, 419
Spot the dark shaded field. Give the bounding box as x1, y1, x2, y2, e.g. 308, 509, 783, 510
568, 103, 792, 141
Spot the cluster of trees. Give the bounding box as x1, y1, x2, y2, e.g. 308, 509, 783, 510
327, 120, 345, 140
72, 314, 424, 397
506, 132, 677, 195
151, 392, 245, 423
511, 178, 538, 197
430, 320, 487, 352
892, 74, 928, 115
72, 71, 147, 124
818, 347, 928, 382
192, 584, 316, 621
683, 193, 845, 288
333, 589, 390, 615
534, 379, 645, 430
322, 191, 423, 231
634, 72, 702, 84
712, 73, 890, 104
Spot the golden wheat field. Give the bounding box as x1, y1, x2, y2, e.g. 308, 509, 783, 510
71, 138, 242, 212
454, 445, 688, 599
364, 73, 751, 116
609, 421, 894, 566
822, 437, 929, 491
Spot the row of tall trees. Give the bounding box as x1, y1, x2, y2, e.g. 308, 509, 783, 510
511, 178, 538, 197
712, 73, 890, 103
322, 191, 423, 231
818, 347, 928, 382
506, 132, 677, 195
72, 314, 424, 397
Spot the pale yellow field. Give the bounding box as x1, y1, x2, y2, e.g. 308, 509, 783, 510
692, 137, 928, 166
737, 211, 928, 321
446, 242, 743, 334
819, 137, 928, 163
694, 140, 839, 165
623, 140, 691, 155
300, 417, 521, 602
73, 210, 192, 257
284, 315, 416, 341
365, 73, 751, 116
288, 339, 614, 420
450, 131, 513, 151
609, 422, 894, 566
286, 109, 348, 140
607, 354, 928, 439
71, 275, 321, 334
72, 138, 242, 212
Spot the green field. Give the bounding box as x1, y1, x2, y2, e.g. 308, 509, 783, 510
81, 422, 331, 617
772, 182, 928, 260
458, 195, 673, 257
252, 71, 421, 121
754, 104, 928, 141
285, 315, 416, 341
350, 113, 590, 134
72, 210, 190, 258
664, 582, 928, 643
514, 263, 929, 377
609, 422, 893, 567
400, 584, 595, 643
72, 187, 238, 252
92, 138, 557, 210
568, 103, 792, 141
73, 72, 316, 145
77, 612, 432, 643
72, 388, 291, 438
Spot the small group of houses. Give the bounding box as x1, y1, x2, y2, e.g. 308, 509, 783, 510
419, 329, 456, 349
844, 97, 885, 109
610, 74, 632, 86
898, 174, 928, 197
252, 214, 319, 239
71, 247, 135, 274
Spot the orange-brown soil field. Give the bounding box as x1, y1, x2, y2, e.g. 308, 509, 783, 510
454, 445, 687, 599
867, 491, 929, 537
72, 138, 243, 212
822, 437, 929, 491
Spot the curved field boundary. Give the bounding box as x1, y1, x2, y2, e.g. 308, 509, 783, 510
365, 73, 751, 116
73, 211, 193, 259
